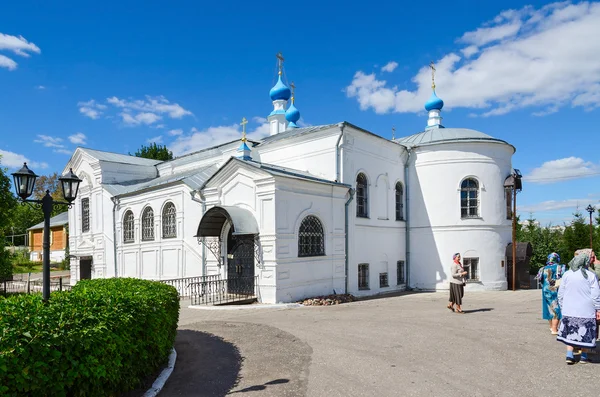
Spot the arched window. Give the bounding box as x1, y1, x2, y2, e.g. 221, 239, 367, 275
356, 173, 368, 218
395, 182, 404, 221
298, 215, 325, 257
142, 207, 154, 241
123, 210, 134, 243
460, 178, 479, 218
162, 202, 177, 238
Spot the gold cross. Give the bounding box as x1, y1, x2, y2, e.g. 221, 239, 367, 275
276, 52, 284, 75
290, 81, 296, 103
392, 125, 396, 140
429, 61, 436, 89
241, 117, 248, 141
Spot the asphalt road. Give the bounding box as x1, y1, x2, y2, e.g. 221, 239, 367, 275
161, 290, 600, 397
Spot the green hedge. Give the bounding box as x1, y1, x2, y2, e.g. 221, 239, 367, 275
0, 278, 179, 396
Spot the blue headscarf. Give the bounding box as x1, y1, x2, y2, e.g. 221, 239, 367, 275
546, 252, 560, 266
536, 252, 561, 280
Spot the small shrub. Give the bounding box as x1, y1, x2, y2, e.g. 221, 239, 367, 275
0, 278, 179, 396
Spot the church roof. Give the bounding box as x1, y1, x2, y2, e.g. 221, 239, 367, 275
259, 124, 339, 146
395, 127, 512, 148
28, 211, 69, 231
103, 164, 219, 197
78, 148, 162, 166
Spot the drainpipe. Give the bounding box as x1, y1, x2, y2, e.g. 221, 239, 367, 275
191, 190, 207, 276
404, 147, 413, 289
335, 122, 345, 182
344, 188, 355, 294
111, 196, 120, 278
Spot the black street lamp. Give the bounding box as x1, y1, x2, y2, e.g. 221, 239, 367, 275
504, 169, 522, 291
586, 204, 595, 249
12, 163, 81, 301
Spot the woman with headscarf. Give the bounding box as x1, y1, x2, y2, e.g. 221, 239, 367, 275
557, 249, 600, 364
447, 253, 468, 314
535, 253, 562, 334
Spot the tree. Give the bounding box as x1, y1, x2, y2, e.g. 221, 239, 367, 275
562, 211, 590, 263
132, 143, 173, 161
31, 173, 67, 217
0, 156, 17, 280
517, 215, 564, 274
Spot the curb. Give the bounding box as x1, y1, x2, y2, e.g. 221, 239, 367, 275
187, 303, 303, 310
143, 347, 177, 397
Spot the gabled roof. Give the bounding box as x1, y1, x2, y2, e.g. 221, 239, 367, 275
78, 147, 163, 166
202, 157, 350, 189
104, 164, 219, 197
28, 211, 69, 231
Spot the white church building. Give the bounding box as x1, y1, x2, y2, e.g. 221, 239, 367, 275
64, 58, 516, 303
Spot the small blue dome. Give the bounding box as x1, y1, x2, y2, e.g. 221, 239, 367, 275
425, 90, 444, 111
285, 102, 300, 125
269, 75, 291, 101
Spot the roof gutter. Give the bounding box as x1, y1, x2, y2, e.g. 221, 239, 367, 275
344, 188, 355, 294
335, 122, 345, 182
404, 147, 414, 289
191, 190, 207, 276
110, 196, 120, 278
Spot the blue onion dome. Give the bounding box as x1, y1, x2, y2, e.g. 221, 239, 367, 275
285, 102, 300, 125
269, 75, 291, 101
424, 90, 444, 111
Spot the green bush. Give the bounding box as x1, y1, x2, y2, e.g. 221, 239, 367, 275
0, 278, 180, 396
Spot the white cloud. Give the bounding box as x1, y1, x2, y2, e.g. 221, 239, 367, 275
36, 85, 45, 90
120, 111, 162, 126
34, 135, 64, 149
107, 95, 192, 118
346, 2, 600, 116
0, 33, 40, 71
78, 100, 107, 120
519, 198, 600, 213
381, 61, 399, 73
524, 157, 600, 184
168, 129, 183, 136
170, 119, 270, 156
54, 148, 73, 155
0, 149, 48, 169
68, 132, 87, 145
146, 135, 163, 144
252, 116, 267, 124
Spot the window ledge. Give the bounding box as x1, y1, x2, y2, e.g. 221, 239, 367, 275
358, 287, 370, 291
466, 280, 482, 284
461, 216, 483, 220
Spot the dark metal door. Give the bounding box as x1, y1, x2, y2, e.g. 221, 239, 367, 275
80, 258, 92, 280
227, 230, 255, 295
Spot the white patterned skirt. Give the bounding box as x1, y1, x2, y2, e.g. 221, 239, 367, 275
557, 316, 597, 348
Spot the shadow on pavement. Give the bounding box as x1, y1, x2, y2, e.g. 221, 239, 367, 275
160, 329, 242, 396
228, 378, 290, 394
462, 308, 494, 314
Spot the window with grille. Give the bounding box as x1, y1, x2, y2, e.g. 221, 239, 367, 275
123, 210, 134, 243
505, 189, 512, 220
298, 215, 325, 257
162, 202, 177, 238
379, 272, 389, 288
463, 257, 479, 281
356, 173, 368, 218
358, 263, 369, 290
142, 207, 154, 241
397, 260, 405, 285
81, 198, 90, 233
460, 178, 479, 218
395, 182, 404, 221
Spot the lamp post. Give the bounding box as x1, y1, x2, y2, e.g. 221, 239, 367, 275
504, 169, 522, 291
586, 204, 595, 249
11, 163, 81, 301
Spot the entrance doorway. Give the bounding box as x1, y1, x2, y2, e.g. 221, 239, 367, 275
80, 258, 92, 280
226, 228, 255, 295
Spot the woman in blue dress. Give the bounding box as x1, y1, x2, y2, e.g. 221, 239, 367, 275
536, 252, 562, 334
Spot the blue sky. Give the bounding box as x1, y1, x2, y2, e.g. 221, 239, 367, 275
1, 0, 599, 225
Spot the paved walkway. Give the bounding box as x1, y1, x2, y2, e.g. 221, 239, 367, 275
161, 290, 600, 397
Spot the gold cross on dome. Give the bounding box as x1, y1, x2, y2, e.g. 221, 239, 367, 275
290, 81, 296, 103
240, 117, 248, 141
276, 52, 284, 75
392, 125, 396, 140
429, 61, 436, 89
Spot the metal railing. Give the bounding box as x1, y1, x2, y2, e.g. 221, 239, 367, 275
0, 276, 71, 296
159, 275, 223, 299
190, 276, 258, 306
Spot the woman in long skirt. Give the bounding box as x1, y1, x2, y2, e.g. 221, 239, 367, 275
447, 253, 468, 314
557, 249, 600, 364
535, 253, 562, 334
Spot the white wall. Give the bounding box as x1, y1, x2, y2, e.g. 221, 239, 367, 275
408, 141, 514, 290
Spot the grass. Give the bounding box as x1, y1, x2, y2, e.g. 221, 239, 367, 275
13, 264, 63, 274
